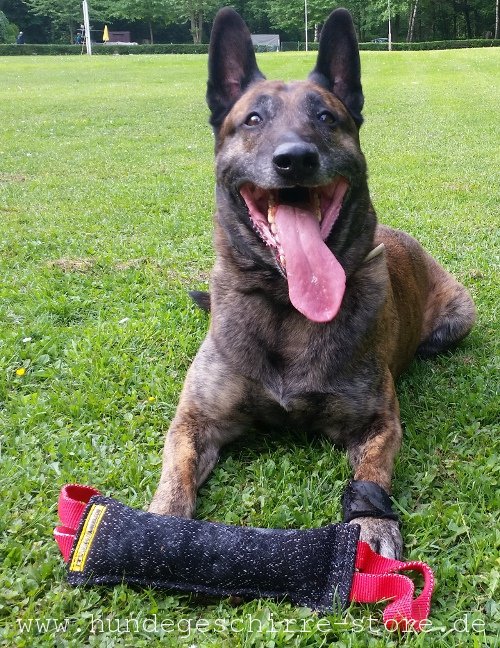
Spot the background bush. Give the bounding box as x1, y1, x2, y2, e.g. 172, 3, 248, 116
284, 39, 500, 51
1, 39, 498, 56
0, 42, 210, 55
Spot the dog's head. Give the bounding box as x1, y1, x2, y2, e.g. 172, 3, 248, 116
207, 8, 374, 323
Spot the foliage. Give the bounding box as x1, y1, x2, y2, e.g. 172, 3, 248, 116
95, 0, 224, 44
93, 0, 169, 44
0, 0, 50, 43
252, 0, 332, 34
22, 0, 81, 42
1, 0, 498, 44
0, 8, 17, 42
160, 0, 222, 43
237, 0, 497, 41
400, 0, 498, 41
256, 0, 408, 41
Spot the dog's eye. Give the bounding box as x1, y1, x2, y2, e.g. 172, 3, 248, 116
318, 111, 336, 125
244, 112, 263, 127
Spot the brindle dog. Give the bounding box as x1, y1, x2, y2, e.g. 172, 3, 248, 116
149, 8, 475, 559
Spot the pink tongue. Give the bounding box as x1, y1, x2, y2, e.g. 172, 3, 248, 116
275, 205, 345, 322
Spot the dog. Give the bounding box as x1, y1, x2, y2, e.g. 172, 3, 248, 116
149, 7, 475, 559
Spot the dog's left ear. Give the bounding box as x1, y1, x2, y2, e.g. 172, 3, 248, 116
207, 8, 265, 131
309, 9, 364, 127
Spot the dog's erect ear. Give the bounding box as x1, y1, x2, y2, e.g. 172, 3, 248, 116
309, 9, 364, 127
207, 8, 265, 130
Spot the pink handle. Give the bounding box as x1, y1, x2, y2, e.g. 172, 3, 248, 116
54, 484, 101, 561
350, 541, 434, 632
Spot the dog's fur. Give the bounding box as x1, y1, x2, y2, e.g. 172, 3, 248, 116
149, 8, 475, 559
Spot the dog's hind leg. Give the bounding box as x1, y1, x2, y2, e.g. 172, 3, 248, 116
417, 255, 475, 358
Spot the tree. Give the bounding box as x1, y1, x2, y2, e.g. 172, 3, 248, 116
5, 0, 499, 44
407, 0, 418, 40
162, 0, 221, 43
22, 0, 83, 42
261, 0, 332, 35
244, 0, 410, 43
0, 8, 18, 41
100, 0, 222, 44
94, 0, 167, 43
354, 0, 409, 41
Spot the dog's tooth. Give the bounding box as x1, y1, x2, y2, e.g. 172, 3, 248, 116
271, 223, 277, 234
267, 193, 276, 223
279, 254, 286, 267
313, 191, 321, 221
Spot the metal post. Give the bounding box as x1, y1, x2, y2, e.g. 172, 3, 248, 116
82, 0, 92, 55
387, 0, 392, 51
304, 0, 308, 52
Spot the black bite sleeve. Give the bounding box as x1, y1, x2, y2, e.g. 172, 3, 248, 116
66, 496, 360, 613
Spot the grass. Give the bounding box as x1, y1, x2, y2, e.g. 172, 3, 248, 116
0, 49, 498, 647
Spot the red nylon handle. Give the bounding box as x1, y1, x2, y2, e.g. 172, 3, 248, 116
350, 540, 434, 632
54, 484, 100, 561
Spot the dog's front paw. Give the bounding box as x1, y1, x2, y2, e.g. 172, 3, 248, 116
148, 490, 194, 518
349, 517, 403, 560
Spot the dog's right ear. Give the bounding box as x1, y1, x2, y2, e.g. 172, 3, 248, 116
207, 8, 265, 131
309, 9, 364, 127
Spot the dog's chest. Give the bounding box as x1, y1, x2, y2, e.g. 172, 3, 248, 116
213, 320, 380, 438
252, 360, 379, 434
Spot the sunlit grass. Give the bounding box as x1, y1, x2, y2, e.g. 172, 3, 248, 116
0, 50, 498, 647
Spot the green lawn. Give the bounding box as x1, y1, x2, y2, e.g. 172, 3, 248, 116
0, 50, 498, 647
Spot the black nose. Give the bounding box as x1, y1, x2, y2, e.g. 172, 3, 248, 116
272, 141, 320, 179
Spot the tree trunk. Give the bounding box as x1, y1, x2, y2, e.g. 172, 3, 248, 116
394, 14, 401, 42
191, 11, 202, 43
149, 21, 154, 45
407, 0, 419, 42
495, 0, 499, 38
463, 2, 472, 38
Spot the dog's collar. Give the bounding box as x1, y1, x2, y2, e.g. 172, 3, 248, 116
363, 243, 385, 263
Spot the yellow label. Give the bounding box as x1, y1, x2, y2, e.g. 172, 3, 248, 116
69, 504, 106, 572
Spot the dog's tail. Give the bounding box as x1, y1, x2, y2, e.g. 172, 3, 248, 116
189, 290, 211, 312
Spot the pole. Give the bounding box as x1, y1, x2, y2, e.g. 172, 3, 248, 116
304, 0, 308, 52
82, 0, 92, 55
387, 0, 392, 51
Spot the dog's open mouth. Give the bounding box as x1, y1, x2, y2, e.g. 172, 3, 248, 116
240, 177, 349, 323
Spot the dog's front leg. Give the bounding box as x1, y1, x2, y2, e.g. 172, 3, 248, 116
149, 338, 246, 517
344, 371, 403, 559
148, 404, 225, 517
